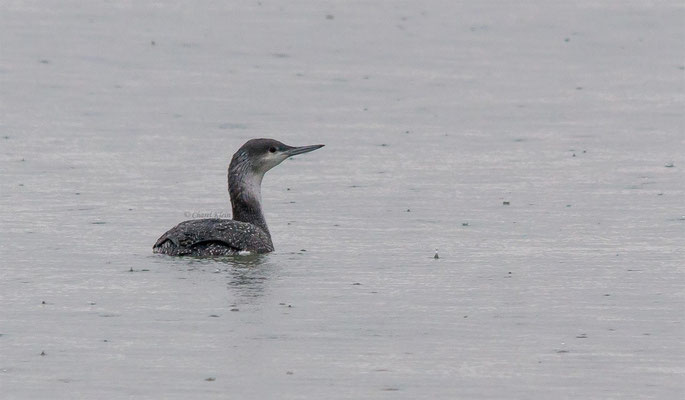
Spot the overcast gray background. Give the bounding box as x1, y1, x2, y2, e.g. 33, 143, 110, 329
1, 1, 683, 399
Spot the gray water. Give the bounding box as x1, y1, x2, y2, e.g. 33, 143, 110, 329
1, 1, 683, 399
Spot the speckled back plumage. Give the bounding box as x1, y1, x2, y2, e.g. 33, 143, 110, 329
153, 218, 274, 256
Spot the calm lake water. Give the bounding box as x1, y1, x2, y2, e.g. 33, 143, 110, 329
1, 1, 683, 399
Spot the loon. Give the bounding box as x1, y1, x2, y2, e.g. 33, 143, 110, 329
153, 138, 324, 257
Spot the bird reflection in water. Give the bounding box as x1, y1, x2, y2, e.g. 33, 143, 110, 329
156, 252, 278, 306
213, 253, 276, 302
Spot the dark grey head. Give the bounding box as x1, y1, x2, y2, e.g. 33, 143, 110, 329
230, 138, 324, 176
228, 138, 324, 235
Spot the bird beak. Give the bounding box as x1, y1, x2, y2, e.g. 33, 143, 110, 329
284, 144, 325, 157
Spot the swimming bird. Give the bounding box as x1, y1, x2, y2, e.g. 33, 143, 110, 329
153, 138, 324, 257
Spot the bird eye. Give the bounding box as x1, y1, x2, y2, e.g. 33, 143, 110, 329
269, 147, 277, 153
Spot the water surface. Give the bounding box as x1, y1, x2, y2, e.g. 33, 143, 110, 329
1, 1, 683, 399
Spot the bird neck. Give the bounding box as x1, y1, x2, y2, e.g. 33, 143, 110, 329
228, 166, 271, 238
